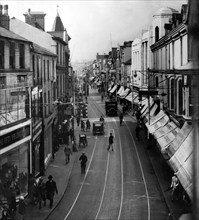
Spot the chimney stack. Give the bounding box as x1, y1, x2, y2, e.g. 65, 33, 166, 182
0, 5, 10, 30
3, 5, 8, 15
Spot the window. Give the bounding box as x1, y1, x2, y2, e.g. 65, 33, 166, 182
48, 90, 50, 114
9, 42, 15, 68
47, 60, 49, 81
43, 60, 46, 82
0, 40, 4, 69
0, 76, 6, 88
178, 79, 183, 114
155, 26, 159, 42
17, 75, 26, 83
44, 92, 47, 117
0, 88, 29, 127
170, 78, 175, 110
19, 44, 25, 68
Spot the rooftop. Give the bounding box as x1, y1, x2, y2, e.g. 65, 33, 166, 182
153, 7, 179, 16
0, 26, 31, 43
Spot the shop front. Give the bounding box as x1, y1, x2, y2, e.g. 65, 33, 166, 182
0, 121, 31, 202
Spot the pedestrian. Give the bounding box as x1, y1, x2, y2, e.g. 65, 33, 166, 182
101, 94, 104, 102
135, 110, 141, 121
37, 177, 46, 209
7, 186, 16, 216
107, 133, 114, 151
46, 175, 58, 209
170, 173, 180, 202
18, 196, 26, 220
81, 120, 85, 131
135, 124, 142, 141
79, 152, 88, 174
28, 174, 37, 205
76, 116, 80, 127
70, 128, 74, 142
64, 145, 72, 164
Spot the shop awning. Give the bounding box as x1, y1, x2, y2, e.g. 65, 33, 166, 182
157, 127, 180, 151
154, 121, 177, 140
108, 82, 114, 91
169, 130, 193, 199
143, 103, 159, 120
125, 92, 133, 102
119, 88, 130, 98
117, 86, 124, 96
146, 112, 170, 134
145, 110, 165, 128
110, 85, 117, 93
140, 97, 154, 115
166, 122, 192, 157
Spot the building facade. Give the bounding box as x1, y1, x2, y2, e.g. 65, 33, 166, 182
0, 5, 32, 201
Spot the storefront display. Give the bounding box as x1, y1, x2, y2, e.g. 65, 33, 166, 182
0, 142, 29, 202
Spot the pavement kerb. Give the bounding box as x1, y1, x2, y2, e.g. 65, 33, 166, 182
43, 151, 78, 220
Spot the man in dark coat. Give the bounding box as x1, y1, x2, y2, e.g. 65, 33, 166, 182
79, 152, 88, 174
107, 133, 114, 151
46, 175, 58, 209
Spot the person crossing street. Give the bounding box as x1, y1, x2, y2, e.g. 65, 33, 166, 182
79, 152, 88, 174
107, 132, 114, 151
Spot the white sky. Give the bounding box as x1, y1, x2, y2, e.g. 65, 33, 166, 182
1, 0, 187, 62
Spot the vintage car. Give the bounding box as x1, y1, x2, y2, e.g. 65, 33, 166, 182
79, 134, 88, 148
92, 121, 104, 135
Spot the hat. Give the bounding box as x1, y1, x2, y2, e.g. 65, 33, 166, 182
48, 175, 53, 180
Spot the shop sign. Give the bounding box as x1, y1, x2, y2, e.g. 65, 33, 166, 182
0, 125, 30, 149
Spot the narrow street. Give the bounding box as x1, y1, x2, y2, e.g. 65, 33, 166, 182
47, 88, 169, 220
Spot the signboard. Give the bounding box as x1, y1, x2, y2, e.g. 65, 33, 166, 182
0, 125, 30, 149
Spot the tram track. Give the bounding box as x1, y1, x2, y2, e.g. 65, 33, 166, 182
46, 91, 151, 220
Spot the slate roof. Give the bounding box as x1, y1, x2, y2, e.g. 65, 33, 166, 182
32, 43, 57, 57
0, 26, 31, 43
52, 13, 64, 32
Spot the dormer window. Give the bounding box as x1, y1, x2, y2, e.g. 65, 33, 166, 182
155, 26, 159, 42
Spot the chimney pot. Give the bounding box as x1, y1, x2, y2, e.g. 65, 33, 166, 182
3, 5, 8, 16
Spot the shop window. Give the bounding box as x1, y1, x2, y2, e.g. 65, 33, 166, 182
0, 40, 4, 69
0, 143, 28, 201
9, 42, 15, 69
19, 44, 25, 69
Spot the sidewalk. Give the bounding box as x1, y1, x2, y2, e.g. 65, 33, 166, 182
122, 106, 192, 220
14, 124, 82, 220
